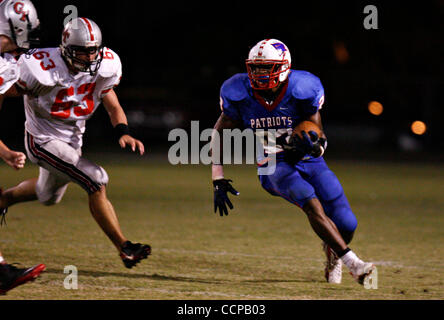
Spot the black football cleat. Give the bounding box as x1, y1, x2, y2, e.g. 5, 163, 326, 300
119, 241, 151, 269
0, 263, 46, 295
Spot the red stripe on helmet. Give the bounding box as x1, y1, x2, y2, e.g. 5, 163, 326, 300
81, 17, 95, 41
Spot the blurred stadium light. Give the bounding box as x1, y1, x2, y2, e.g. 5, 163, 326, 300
411, 121, 427, 136
368, 101, 383, 116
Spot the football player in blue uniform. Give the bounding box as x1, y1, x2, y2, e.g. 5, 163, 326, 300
211, 39, 376, 285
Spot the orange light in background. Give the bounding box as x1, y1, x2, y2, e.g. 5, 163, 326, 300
411, 121, 427, 135
368, 101, 383, 116
333, 41, 349, 64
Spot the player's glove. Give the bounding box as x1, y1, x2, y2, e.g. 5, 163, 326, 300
278, 131, 327, 163
292, 131, 326, 158
213, 179, 239, 216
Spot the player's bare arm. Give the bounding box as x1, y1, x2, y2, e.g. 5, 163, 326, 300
0, 140, 26, 170
211, 112, 240, 216
214, 112, 240, 131
211, 112, 241, 164
0, 139, 26, 170
102, 89, 145, 155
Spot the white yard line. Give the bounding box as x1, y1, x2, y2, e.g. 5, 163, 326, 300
77, 284, 275, 299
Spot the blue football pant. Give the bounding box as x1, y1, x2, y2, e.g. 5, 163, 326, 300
259, 157, 358, 236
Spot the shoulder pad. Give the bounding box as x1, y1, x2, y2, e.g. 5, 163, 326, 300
289, 70, 323, 100
17, 48, 62, 87
220, 73, 250, 102
98, 47, 122, 78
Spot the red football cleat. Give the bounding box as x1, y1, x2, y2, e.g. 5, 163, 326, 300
0, 263, 46, 295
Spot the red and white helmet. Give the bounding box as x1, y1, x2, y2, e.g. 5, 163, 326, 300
246, 39, 291, 90
0, 0, 40, 49
60, 17, 103, 74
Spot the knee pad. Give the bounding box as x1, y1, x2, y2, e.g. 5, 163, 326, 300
90, 165, 109, 186
76, 158, 109, 194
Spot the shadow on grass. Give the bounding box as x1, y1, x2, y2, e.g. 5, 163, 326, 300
43, 268, 322, 284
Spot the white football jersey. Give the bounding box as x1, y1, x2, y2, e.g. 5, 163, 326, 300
17, 47, 122, 149
0, 53, 20, 94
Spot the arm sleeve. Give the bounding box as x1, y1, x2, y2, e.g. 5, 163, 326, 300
99, 72, 122, 99
301, 76, 325, 115
311, 81, 325, 110
219, 86, 241, 122
99, 50, 123, 98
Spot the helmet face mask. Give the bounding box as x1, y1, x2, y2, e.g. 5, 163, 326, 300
24, 16, 40, 49
246, 39, 291, 90
246, 59, 289, 90
63, 44, 104, 75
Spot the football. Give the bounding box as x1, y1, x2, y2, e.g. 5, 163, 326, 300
291, 120, 322, 140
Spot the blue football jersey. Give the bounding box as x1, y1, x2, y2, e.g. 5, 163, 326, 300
220, 70, 325, 159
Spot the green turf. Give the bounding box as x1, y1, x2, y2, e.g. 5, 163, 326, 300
1, 156, 443, 299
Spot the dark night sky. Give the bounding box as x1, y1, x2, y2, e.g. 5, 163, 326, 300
1, 0, 443, 156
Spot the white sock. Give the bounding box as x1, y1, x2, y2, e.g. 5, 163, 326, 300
341, 250, 364, 270
0, 255, 5, 264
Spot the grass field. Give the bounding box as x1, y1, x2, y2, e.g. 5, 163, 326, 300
1, 155, 443, 300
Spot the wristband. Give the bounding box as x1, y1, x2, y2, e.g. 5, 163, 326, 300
114, 123, 130, 139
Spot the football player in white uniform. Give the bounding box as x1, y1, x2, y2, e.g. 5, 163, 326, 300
0, 0, 46, 295
0, 17, 151, 269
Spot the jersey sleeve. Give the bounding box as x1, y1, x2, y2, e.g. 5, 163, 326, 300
219, 74, 247, 122
310, 77, 325, 111
16, 50, 56, 96
98, 47, 122, 98
219, 92, 241, 122
291, 71, 325, 115
0, 54, 19, 94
